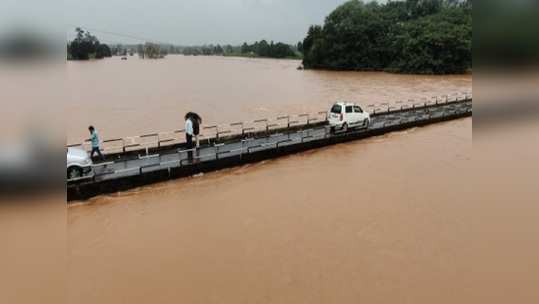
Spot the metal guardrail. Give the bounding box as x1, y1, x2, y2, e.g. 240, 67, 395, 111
66, 93, 472, 158
67, 99, 472, 185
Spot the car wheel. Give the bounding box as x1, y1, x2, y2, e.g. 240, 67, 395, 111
67, 166, 83, 179
342, 123, 348, 132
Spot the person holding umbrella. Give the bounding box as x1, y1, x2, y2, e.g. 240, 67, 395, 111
184, 112, 202, 161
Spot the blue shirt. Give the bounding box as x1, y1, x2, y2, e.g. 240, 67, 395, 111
185, 119, 193, 136
90, 131, 100, 148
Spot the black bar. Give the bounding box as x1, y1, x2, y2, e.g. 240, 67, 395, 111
159, 139, 174, 144
217, 150, 230, 157
140, 133, 158, 138
140, 163, 161, 174
103, 138, 123, 143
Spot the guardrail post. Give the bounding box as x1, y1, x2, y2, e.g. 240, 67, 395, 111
253, 119, 268, 134
298, 114, 309, 127
317, 111, 327, 122
277, 115, 290, 130
214, 143, 224, 160
240, 138, 250, 159
231, 122, 244, 137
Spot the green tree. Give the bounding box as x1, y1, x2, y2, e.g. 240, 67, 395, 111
297, 41, 304, 54
95, 44, 112, 59
143, 42, 161, 59
390, 6, 471, 73
67, 28, 112, 60
241, 43, 250, 54
301, 0, 472, 74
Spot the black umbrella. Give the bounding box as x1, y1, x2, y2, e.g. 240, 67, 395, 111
184, 112, 202, 123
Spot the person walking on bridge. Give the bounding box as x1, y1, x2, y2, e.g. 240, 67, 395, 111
88, 126, 105, 162
190, 112, 202, 152
184, 114, 195, 162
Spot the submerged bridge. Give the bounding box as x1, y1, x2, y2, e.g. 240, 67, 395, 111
67, 94, 472, 202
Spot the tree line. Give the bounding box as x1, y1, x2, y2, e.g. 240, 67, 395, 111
240, 40, 300, 59
67, 29, 168, 60
67, 33, 299, 60
181, 41, 300, 59
302, 0, 472, 74
67, 28, 112, 60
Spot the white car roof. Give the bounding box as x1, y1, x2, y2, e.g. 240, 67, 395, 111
334, 102, 357, 106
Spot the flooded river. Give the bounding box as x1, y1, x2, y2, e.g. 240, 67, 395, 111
67, 55, 473, 303
66, 55, 470, 144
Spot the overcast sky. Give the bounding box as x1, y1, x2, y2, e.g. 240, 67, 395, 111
2, 0, 389, 46
61, 0, 355, 45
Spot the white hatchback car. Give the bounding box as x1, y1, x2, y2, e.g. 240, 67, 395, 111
328, 102, 371, 132
67, 147, 93, 179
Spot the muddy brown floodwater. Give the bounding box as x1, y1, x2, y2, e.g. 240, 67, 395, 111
67, 56, 475, 303
66, 55, 471, 143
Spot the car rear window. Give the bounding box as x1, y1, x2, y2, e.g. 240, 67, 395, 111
331, 104, 342, 114
345, 106, 353, 113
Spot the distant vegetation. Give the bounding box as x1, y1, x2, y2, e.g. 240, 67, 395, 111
239, 40, 300, 59
137, 43, 167, 59
302, 0, 472, 74
67, 28, 167, 60
67, 28, 111, 60
68, 38, 299, 60
181, 41, 301, 59
182, 45, 229, 56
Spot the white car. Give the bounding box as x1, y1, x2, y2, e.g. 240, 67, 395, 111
67, 147, 93, 179
328, 102, 371, 132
